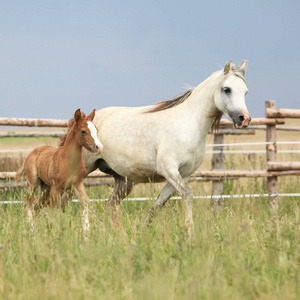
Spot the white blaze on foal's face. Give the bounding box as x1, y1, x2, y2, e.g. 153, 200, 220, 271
87, 121, 103, 153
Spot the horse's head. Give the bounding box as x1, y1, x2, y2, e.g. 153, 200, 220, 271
74, 109, 103, 154
214, 60, 251, 129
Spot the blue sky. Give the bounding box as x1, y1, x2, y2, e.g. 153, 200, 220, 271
1, 0, 299, 119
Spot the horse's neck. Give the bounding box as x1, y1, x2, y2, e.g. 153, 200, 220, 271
180, 73, 221, 136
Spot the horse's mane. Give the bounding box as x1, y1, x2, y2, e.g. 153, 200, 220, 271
59, 112, 86, 147
209, 111, 223, 132
145, 87, 223, 131
145, 89, 194, 113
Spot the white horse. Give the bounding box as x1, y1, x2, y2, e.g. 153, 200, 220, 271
83, 61, 251, 234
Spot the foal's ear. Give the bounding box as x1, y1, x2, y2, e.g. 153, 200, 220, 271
87, 109, 96, 121
74, 109, 82, 122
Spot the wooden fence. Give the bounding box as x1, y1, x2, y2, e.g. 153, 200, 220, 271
1, 100, 300, 208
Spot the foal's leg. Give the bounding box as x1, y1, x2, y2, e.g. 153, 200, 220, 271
36, 183, 50, 211
25, 181, 38, 221
49, 186, 62, 209
24, 169, 40, 221
147, 183, 176, 224
74, 181, 90, 234
61, 190, 71, 212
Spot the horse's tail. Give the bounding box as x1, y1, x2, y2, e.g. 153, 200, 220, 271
15, 162, 26, 183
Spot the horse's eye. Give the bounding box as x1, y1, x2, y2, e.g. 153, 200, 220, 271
223, 87, 231, 94
81, 130, 87, 136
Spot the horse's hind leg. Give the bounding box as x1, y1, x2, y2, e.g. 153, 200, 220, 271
108, 174, 134, 207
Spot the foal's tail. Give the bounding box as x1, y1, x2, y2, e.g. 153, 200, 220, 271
15, 162, 26, 183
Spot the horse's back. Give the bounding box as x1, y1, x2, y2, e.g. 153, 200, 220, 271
94, 105, 151, 124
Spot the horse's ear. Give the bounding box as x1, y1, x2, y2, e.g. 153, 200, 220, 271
224, 61, 231, 74
74, 109, 82, 122
87, 109, 96, 121
238, 60, 248, 75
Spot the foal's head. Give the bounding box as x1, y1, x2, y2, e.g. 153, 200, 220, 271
73, 109, 103, 154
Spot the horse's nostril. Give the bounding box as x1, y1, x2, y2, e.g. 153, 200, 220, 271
239, 115, 245, 122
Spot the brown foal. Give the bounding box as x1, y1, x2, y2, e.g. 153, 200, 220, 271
16, 109, 103, 232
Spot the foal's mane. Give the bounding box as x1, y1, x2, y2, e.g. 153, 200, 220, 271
59, 112, 86, 147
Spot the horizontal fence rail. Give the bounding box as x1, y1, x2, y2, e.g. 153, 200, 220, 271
0, 117, 285, 128
1, 169, 300, 183
2, 140, 300, 155
267, 161, 300, 171
2, 126, 300, 139
266, 108, 300, 118
0, 131, 66, 138
0, 117, 68, 127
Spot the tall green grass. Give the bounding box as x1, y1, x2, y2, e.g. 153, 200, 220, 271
1, 176, 299, 300
1, 143, 300, 299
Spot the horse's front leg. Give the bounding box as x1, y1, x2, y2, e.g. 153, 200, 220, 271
157, 165, 194, 237
74, 181, 90, 235
106, 174, 134, 226
108, 174, 134, 208
147, 183, 176, 224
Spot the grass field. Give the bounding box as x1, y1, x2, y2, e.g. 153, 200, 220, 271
1, 128, 300, 299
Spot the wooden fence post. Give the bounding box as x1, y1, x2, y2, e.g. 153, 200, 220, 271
211, 133, 225, 207
266, 101, 278, 210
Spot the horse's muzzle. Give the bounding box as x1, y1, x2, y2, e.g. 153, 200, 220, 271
231, 109, 251, 129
